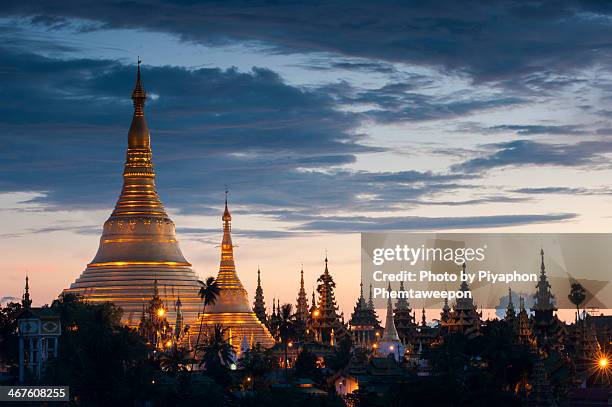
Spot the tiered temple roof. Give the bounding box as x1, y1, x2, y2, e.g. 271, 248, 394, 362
439, 263, 481, 338
349, 281, 382, 348
309, 257, 348, 343
531, 249, 566, 349
394, 280, 416, 344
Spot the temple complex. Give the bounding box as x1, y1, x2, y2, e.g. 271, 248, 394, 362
193, 196, 275, 350
64, 64, 204, 327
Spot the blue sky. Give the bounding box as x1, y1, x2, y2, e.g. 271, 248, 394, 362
2, 1, 612, 314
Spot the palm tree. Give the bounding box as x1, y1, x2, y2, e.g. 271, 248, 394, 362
278, 303, 297, 380
197, 324, 236, 369
568, 282, 587, 322
195, 277, 221, 351
159, 345, 193, 375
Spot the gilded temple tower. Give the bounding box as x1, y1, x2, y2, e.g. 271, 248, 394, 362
65, 63, 204, 327
194, 195, 275, 349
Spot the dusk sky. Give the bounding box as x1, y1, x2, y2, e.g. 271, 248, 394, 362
2, 1, 612, 316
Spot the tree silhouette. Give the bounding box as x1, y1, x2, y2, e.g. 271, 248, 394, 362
568, 282, 586, 321
195, 277, 221, 351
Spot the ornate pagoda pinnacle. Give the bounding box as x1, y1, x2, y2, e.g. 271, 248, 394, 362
22, 275, 32, 309
533, 248, 556, 312
505, 287, 516, 320
441, 297, 451, 322
368, 283, 375, 310
310, 256, 347, 342
112, 60, 166, 219
174, 293, 183, 339
253, 267, 267, 325
382, 283, 400, 341
216, 193, 246, 291
296, 266, 309, 322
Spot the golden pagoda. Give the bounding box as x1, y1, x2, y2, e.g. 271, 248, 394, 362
64, 62, 204, 327
193, 195, 275, 350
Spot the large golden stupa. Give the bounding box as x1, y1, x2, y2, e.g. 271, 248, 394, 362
193, 197, 275, 349
64, 64, 204, 327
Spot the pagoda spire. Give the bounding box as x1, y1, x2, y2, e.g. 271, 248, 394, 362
381, 283, 400, 341
174, 293, 183, 339
216, 192, 246, 291
253, 267, 267, 325
22, 275, 32, 309
368, 283, 375, 310
296, 266, 309, 322
505, 287, 516, 320
110, 61, 167, 219
533, 248, 555, 312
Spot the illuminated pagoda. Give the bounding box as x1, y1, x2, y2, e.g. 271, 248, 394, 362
194, 195, 275, 350
531, 249, 566, 349
253, 268, 267, 326
349, 281, 382, 348
65, 63, 204, 327
394, 280, 416, 344
440, 263, 481, 338
309, 256, 349, 343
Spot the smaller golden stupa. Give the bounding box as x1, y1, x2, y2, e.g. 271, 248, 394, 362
192, 195, 275, 351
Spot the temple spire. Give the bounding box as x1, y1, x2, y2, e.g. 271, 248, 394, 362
368, 283, 375, 310
128, 58, 150, 149
381, 283, 400, 341
253, 267, 267, 324
22, 275, 32, 309
110, 62, 166, 219
216, 192, 245, 290
296, 266, 309, 322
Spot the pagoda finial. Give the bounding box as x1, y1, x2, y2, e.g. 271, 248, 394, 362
540, 248, 545, 275
368, 283, 375, 310
22, 275, 32, 309
128, 59, 149, 148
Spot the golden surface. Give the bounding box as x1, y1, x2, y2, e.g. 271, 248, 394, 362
65, 65, 205, 329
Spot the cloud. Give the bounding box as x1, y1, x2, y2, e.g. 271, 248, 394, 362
452, 139, 612, 172
512, 187, 612, 196
4, 1, 612, 85
296, 213, 577, 232
489, 124, 587, 136
0, 46, 485, 218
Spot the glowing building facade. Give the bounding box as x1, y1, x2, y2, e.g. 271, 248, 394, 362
64, 64, 204, 327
